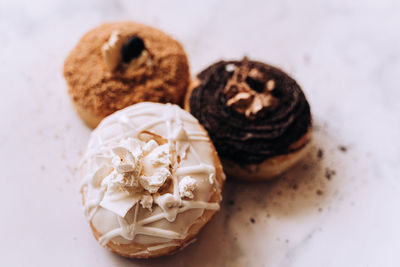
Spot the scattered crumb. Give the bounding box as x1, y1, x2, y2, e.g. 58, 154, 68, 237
316, 189, 323, 196
338, 145, 347, 152
317, 149, 323, 159
266, 214, 271, 218
40, 165, 46, 171
285, 239, 289, 243
66, 165, 78, 175
318, 207, 323, 212
250, 218, 255, 224
302, 164, 309, 170
291, 183, 299, 190
325, 168, 336, 180
228, 200, 235, 206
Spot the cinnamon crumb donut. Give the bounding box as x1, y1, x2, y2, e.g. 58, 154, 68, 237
186, 59, 312, 180
64, 22, 190, 128
80, 102, 225, 258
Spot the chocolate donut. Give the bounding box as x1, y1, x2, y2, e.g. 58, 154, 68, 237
187, 59, 312, 180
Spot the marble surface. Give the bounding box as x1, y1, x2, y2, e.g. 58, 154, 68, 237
1, 0, 400, 266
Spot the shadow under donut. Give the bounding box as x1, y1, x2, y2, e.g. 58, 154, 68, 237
112, 124, 341, 266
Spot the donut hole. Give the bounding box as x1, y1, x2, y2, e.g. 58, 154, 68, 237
245, 76, 265, 93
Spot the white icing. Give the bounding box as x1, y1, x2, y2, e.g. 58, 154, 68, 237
80, 102, 222, 248
154, 193, 181, 222
99, 187, 139, 217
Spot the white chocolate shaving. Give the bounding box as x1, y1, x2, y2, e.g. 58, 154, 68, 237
139, 169, 170, 194
140, 194, 153, 210
102, 30, 125, 72
179, 176, 197, 199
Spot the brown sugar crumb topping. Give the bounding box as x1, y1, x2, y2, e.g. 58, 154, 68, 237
63, 22, 189, 117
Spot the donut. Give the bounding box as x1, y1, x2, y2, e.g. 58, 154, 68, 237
186, 58, 312, 180
64, 22, 190, 128
80, 102, 225, 258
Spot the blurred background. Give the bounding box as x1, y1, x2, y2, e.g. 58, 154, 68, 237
1, 0, 400, 266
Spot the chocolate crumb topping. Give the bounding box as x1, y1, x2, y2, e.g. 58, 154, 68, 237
189, 59, 312, 164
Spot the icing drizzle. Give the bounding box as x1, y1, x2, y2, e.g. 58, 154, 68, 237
80, 103, 222, 250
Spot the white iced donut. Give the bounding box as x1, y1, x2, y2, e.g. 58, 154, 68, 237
80, 102, 225, 258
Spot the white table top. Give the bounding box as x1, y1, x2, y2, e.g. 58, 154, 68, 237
1, 1, 400, 266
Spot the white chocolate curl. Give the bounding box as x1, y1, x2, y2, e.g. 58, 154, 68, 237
179, 176, 197, 199
102, 30, 125, 72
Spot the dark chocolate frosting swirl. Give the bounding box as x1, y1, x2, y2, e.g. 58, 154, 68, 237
189, 59, 312, 164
